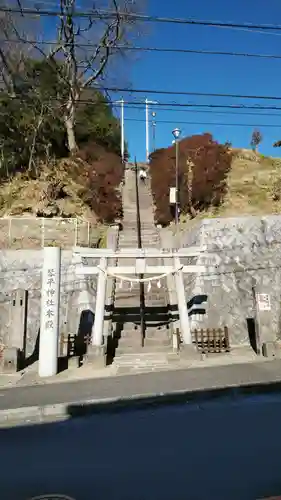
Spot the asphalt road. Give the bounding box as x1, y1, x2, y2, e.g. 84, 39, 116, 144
1, 394, 281, 500
1, 360, 281, 410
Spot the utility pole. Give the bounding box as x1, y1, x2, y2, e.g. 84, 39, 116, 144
175, 139, 179, 226
145, 98, 158, 163
172, 128, 181, 243
116, 99, 125, 162
152, 111, 156, 152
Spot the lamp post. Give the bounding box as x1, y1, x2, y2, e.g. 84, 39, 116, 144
172, 128, 181, 227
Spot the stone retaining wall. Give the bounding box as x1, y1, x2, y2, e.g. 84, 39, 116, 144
0, 250, 98, 356
162, 215, 281, 346
0, 217, 97, 249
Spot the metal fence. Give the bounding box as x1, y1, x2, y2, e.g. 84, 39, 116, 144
0, 217, 99, 249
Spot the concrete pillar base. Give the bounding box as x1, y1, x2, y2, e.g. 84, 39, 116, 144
1, 347, 21, 373
262, 341, 281, 358
180, 344, 202, 361
84, 345, 107, 369
68, 356, 80, 369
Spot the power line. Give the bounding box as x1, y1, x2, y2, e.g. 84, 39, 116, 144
126, 118, 281, 128
2, 37, 281, 61
4, 94, 281, 111
97, 86, 281, 101
1, 6, 281, 32
3, 95, 281, 127
112, 101, 281, 111
113, 103, 281, 117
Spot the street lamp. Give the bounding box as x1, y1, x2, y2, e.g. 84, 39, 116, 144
172, 128, 181, 228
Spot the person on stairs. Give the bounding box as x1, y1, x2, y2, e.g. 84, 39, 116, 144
139, 168, 147, 183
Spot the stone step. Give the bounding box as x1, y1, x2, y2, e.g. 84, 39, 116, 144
145, 300, 168, 306
114, 294, 141, 300
113, 301, 141, 308
115, 365, 177, 375
115, 330, 141, 340
112, 327, 140, 335
113, 351, 179, 366
115, 344, 172, 356
145, 337, 171, 347
113, 325, 170, 337
117, 336, 171, 348
145, 328, 171, 340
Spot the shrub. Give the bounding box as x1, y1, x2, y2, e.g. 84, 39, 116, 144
149, 133, 232, 225
271, 176, 281, 201
75, 142, 124, 223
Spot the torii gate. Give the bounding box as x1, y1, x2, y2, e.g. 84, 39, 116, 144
73, 245, 206, 346
38, 245, 206, 378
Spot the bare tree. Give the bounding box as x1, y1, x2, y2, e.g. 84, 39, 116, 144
0, 0, 41, 95
45, 0, 142, 153
251, 129, 263, 152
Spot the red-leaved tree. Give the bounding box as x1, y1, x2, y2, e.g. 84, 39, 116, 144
149, 133, 232, 225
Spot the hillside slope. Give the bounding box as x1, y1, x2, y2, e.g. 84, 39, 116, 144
0, 143, 124, 223
211, 149, 281, 217
176, 149, 281, 225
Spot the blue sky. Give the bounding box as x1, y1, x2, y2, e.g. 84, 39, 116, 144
107, 0, 281, 161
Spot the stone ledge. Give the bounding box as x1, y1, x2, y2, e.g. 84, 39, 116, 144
0, 347, 22, 373
179, 344, 202, 361
262, 341, 281, 359
83, 345, 107, 369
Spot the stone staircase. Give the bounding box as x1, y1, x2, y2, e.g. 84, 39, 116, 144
110, 168, 178, 373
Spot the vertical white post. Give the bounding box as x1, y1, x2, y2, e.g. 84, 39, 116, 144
74, 218, 78, 246
87, 221, 90, 246
120, 98, 125, 162
92, 257, 107, 346
39, 247, 61, 377
145, 98, 149, 163
174, 256, 192, 344
8, 217, 12, 248
41, 217, 45, 248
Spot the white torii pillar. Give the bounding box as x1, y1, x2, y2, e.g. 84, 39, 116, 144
92, 257, 107, 346
174, 255, 192, 344
39, 247, 61, 377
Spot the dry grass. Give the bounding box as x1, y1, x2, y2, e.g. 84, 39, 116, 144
0, 157, 111, 248
177, 149, 281, 224
219, 149, 281, 216
169, 149, 281, 234
0, 159, 96, 220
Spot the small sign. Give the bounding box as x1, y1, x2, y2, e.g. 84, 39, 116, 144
256, 293, 271, 312
169, 187, 177, 204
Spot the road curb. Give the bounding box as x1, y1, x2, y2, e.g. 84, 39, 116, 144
2, 378, 281, 426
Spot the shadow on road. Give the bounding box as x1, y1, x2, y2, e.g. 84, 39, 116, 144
1, 390, 281, 499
